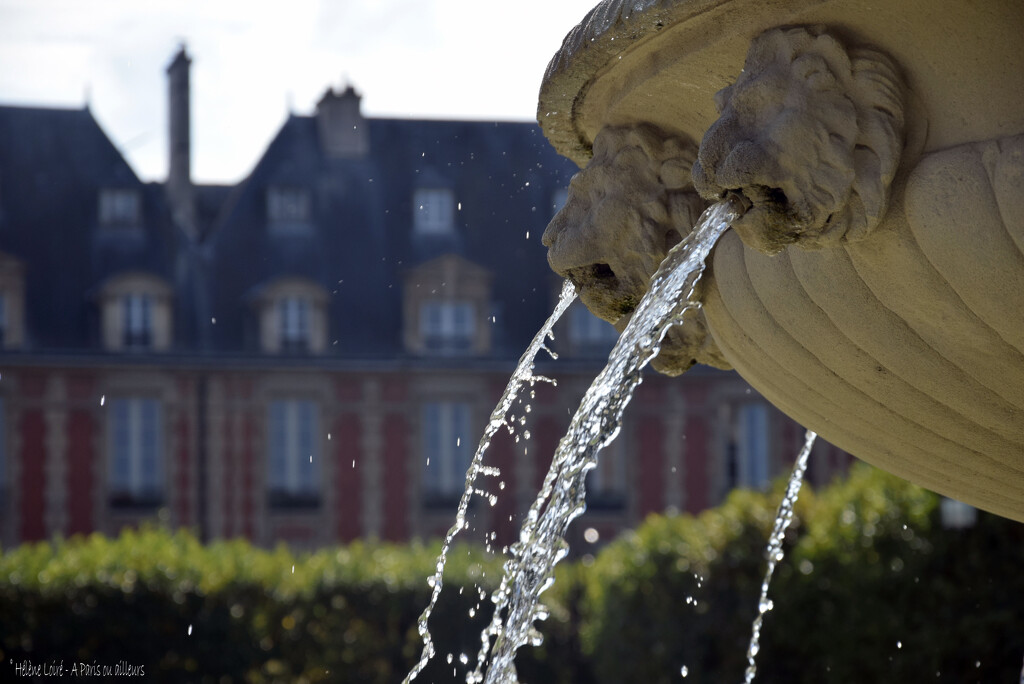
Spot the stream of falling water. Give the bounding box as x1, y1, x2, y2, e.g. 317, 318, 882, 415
402, 279, 578, 683
472, 197, 744, 684
743, 428, 817, 683
405, 195, 817, 684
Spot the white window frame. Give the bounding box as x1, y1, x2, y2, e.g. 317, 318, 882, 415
108, 397, 163, 504
420, 300, 475, 353
99, 188, 141, 227
122, 293, 152, 349
278, 296, 310, 352
727, 402, 771, 490
422, 401, 472, 502
267, 399, 320, 502
267, 187, 312, 232
413, 188, 455, 235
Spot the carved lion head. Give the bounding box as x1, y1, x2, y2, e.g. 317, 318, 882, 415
692, 26, 906, 254
542, 123, 730, 374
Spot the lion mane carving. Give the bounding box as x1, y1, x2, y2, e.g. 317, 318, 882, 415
543, 27, 910, 375
692, 26, 906, 254
542, 123, 730, 373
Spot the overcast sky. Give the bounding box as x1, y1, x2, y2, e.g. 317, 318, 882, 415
0, 0, 599, 184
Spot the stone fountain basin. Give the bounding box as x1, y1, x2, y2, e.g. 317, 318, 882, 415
539, 0, 1024, 520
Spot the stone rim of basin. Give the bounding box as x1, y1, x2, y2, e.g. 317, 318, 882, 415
537, 0, 1024, 522
538, 0, 1023, 169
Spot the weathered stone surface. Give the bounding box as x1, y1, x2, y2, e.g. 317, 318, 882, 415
541, 123, 729, 373
692, 26, 905, 255
538, 0, 1024, 520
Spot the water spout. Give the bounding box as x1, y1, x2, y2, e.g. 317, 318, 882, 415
476, 197, 744, 683
403, 280, 578, 683
743, 428, 816, 683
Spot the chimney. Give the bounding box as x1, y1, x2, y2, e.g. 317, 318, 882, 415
166, 44, 196, 239
316, 85, 369, 159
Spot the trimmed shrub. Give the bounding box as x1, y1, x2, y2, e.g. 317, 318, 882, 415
0, 529, 501, 683
577, 464, 1024, 683
2, 465, 1022, 682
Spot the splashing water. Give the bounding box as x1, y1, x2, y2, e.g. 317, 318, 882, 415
472, 198, 744, 684
403, 279, 578, 683
743, 428, 817, 683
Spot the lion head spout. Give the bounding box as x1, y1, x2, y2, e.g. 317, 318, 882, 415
692, 26, 906, 254
542, 123, 729, 374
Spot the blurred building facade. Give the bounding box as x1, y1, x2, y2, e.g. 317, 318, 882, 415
0, 47, 851, 550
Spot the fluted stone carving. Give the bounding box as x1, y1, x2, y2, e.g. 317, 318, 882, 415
538, 0, 1024, 520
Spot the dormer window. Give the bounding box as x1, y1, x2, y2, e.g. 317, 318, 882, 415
267, 186, 312, 234
413, 188, 455, 235
122, 293, 153, 349
98, 273, 172, 352
279, 296, 310, 352
403, 254, 492, 356
99, 188, 141, 229
255, 278, 328, 354
420, 300, 475, 353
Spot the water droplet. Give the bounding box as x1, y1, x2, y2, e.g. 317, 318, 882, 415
680, 665, 689, 677
100, 395, 105, 406
897, 640, 902, 649
459, 654, 469, 665
187, 624, 192, 636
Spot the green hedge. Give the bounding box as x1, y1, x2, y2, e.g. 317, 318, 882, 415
2, 465, 1022, 682
577, 464, 1024, 683
0, 532, 504, 683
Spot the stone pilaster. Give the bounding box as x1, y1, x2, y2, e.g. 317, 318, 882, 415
360, 378, 383, 538
205, 376, 226, 539
43, 375, 67, 537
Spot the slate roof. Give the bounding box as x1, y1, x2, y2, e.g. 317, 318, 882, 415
0, 105, 183, 351
0, 103, 581, 362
